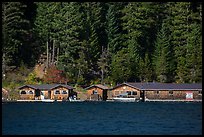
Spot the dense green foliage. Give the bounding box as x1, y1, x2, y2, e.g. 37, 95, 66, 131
2, 2, 202, 88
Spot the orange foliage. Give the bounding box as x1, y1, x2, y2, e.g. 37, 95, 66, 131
43, 65, 67, 84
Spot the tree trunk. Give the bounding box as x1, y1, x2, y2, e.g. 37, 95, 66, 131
101, 69, 104, 84
52, 39, 55, 65
46, 41, 49, 68
2, 53, 6, 80
57, 46, 59, 65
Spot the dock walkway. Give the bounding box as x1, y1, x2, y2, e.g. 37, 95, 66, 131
145, 99, 202, 102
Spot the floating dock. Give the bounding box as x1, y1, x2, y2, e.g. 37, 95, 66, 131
145, 99, 202, 102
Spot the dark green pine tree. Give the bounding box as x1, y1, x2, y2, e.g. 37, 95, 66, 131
105, 2, 123, 54
170, 2, 191, 83
34, 2, 55, 68
121, 2, 145, 81
80, 2, 104, 79
97, 48, 110, 84
2, 2, 29, 79
34, 2, 52, 44
121, 2, 163, 81
75, 50, 89, 85
186, 2, 202, 83
111, 48, 132, 84
153, 22, 171, 83
184, 2, 202, 83
185, 23, 202, 83
56, 2, 84, 83
138, 53, 153, 82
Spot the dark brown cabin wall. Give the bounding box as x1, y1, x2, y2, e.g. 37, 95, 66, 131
193, 91, 202, 100
145, 90, 202, 100
87, 87, 103, 99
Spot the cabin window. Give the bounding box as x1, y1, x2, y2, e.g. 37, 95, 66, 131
62, 90, 68, 94
55, 90, 60, 94
21, 91, 26, 94
127, 91, 131, 95
132, 91, 137, 95
154, 91, 159, 95
92, 90, 98, 94
29, 91, 34, 94
169, 91, 173, 95
198, 90, 202, 95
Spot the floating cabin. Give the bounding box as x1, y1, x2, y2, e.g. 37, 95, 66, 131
110, 82, 202, 101
85, 84, 109, 101
18, 84, 74, 100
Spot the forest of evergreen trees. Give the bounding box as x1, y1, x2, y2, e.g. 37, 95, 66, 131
2, 2, 202, 86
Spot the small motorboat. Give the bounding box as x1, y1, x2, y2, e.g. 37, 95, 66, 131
69, 96, 83, 102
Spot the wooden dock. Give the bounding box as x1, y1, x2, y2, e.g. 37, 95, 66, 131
145, 99, 202, 102
17, 100, 42, 102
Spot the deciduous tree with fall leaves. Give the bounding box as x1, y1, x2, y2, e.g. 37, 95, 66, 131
43, 65, 67, 84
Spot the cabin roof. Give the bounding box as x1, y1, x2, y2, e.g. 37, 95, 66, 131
18, 84, 74, 90
85, 84, 109, 90
113, 82, 202, 91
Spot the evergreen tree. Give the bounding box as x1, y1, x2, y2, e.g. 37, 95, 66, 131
57, 2, 84, 82
171, 2, 191, 83
153, 22, 171, 82
185, 23, 202, 83
2, 2, 29, 79
97, 48, 110, 84
105, 2, 123, 54
170, 2, 202, 83
111, 49, 132, 84
80, 2, 105, 79
138, 53, 153, 82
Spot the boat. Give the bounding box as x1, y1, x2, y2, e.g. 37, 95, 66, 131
41, 99, 55, 102
41, 95, 54, 102
113, 93, 139, 102
68, 95, 84, 102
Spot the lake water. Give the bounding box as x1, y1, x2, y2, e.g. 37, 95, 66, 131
2, 101, 202, 135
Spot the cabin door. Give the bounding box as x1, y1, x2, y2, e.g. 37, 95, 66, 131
48, 91, 51, 99
35, 89, 41, 99
102, 90, 107, 101
140, 90, 145, 102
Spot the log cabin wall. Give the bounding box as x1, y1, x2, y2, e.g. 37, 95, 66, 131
51, 87, 69, 100
19, 87, 35, 100
145, 90, 202, 100
192, 91, 202, 100
111, 85, 140, 99
87, 87, 103, 100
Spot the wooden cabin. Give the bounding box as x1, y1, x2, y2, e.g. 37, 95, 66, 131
18, 84, 74, 100
110, 83, 141, 100
85, 84, 109, 101
2, 88, 9, 101
110, 82, 202, 101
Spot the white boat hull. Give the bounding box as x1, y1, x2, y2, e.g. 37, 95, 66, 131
113, 97, 137, 102
42, 99, 55, 102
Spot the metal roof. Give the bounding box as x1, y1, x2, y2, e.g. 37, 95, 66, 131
113, 82, 202, 91
85, 84, 109, 90
18, 84, 74, 90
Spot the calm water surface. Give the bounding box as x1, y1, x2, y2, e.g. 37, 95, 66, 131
2, 101, 202, 135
